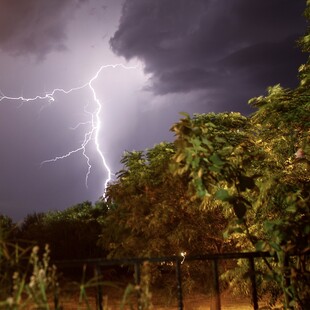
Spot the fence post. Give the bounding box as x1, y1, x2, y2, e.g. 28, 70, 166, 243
175, 258, 184, 310
134, 262, 142, 310
53, 283, 60, 310
248, 256, 259, 310
134, 262, 141, 285
212, 258, 221, 310
94, 264, 103, 310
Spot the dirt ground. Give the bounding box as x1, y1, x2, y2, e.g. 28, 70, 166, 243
49, 274, 264, 310
56, 289, 257, 310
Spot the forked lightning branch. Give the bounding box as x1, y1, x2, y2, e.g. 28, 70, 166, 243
0, 64, 136, 196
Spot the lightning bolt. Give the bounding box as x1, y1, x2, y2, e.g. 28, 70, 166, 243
0, 64, 136, 197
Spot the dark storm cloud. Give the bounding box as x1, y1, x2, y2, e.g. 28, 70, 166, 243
110, 0, 307, 101
0, 0, 84, 59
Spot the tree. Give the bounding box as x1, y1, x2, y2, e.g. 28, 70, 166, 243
170, 4, 310, 306
0, 214, 16, 241
101, 142, 230, 259
99, 142, 235, 295
19, 202, 109, 260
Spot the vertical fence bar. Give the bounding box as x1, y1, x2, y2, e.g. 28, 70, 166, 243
94, 264, 103, 310
54, 252, 272, 310
134, 262, 142, 310
175, 258, 184, 310
212, 258, 221, 310
248, 257, 258, 310
134, 262, 141, 285
53, 284, 60, 310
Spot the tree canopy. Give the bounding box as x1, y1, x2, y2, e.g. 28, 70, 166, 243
101, 142, 230, 258
169, 6, 310, 306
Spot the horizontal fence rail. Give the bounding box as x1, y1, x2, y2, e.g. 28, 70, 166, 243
54, 252, 273, 310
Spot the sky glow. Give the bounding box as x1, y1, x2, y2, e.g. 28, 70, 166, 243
0, 64, 137, 198
0, 0, 306, 220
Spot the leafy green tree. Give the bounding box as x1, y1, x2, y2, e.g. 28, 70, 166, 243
101, 142, 231, 258
18, 213, 46, 246
0, 214, 16, 241
170, 3, 310, 306
171, 98, 309, 308
19, 202, 109, 260
100, 142, 234, 295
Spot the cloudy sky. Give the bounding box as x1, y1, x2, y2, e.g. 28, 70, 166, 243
0, 0, 307, 221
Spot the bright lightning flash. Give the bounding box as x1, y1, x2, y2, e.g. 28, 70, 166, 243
0, 64, 136, 197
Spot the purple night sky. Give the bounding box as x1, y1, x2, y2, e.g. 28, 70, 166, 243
0, 0, 307, 221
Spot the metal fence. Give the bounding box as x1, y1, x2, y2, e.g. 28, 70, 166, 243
55, 251, 272, 310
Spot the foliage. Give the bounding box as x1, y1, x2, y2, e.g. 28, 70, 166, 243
101, 142, 230, 259
18, 201, 109, 260
0, 241, 59, 309
0, 215, 15, 239
99, 142, 234, 297
170, 8, 310, 307
0, 234, 121, 310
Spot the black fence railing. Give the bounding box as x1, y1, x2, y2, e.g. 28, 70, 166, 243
54, 251, 273, 310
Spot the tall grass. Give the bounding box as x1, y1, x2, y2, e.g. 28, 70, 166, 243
0, 228, 154, 310
0, 239, 59, 309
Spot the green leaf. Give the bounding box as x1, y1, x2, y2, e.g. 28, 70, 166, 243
255, 240, 266, 251
209, 153, 225, 166
191, 157, 200, 168
179, 112, 190, 118
286, 204, 296, 213
223, 230, 230, 239
269, 241, 282, 252
201, 137, 213, 148
209, 165, 221, 173
214, 137, 226, 143
304, 225, 310, 235
263, 221, 277, 231
215, 189, 230, 201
